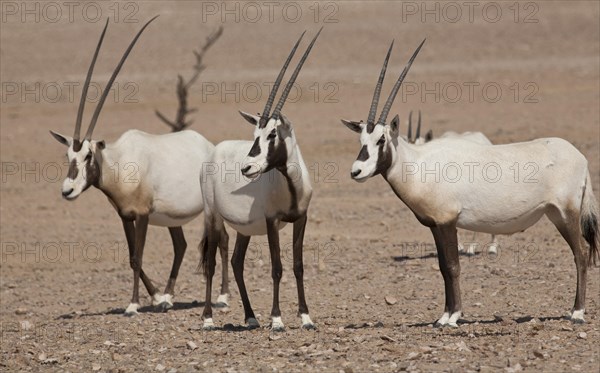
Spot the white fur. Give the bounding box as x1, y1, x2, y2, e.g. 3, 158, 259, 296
125, 303, 140, 315
300, 313, 314, 327
570, 309, 585, 321
271, 316, 285, 330
202, 318, 215, 329
437, 312, 450, 325
152, 293, 173, 307
216, 293, 229, 306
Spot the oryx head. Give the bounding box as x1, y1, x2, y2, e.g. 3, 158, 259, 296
49, 17, 157, 200
341, 39, 425, 182
405, 110, 433, 145
240, 28, 322, 179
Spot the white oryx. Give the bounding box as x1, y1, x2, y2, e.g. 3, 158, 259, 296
198, 29, 322, 331
406, 111, 498, 256
50, 17, 229, 316
342, 40, 599, 327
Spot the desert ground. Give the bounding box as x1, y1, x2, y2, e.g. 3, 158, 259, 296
1, 1, 599, 372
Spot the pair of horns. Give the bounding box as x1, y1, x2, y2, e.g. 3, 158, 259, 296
258, 27, 323, 128
407, 110, 422, 141
74, 16, 158, 142
366, 39, 426, 131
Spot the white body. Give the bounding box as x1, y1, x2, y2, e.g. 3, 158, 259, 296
438, 131, 497, 254
97, 129, 213, 226
202, 140, 311, 236
384, 137, 588, 233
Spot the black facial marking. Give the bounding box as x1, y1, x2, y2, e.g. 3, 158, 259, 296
67, 159, 79, 179
357, 145, 369, 161
72, 139, 82, 152
85, 152, 101, 190
366, 122, 375, 134
265, 134, 288, 172
279, 167, 300, 222
248, 138, 261, 157
374, 141, 391, 177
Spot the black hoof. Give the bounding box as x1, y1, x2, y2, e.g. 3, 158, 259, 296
202, 325, 217, 331
156, 302, 173, 313
433, 321, 444, 328
123, 311, 138, 317
271, 326, 286, 333
571, 318, 585, 324
301, 323, 317, 330
214, 302, 229, 309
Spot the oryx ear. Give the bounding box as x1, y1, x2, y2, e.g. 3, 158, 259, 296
341, 119, 363, 133
49, 130, 72, 146
389, 114, 400, 137
279, 113, 292, 129
94, 140, 106, 150
425, 129, 433, 142
239, 111, 260, 126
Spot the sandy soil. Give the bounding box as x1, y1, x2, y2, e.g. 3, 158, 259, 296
1, 1, 599, 372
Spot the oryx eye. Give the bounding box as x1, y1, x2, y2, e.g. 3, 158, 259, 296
267, 129, 277, 140
377, 135, 385, 145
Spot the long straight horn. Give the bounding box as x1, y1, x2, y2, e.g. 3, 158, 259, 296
407, 110, 413, 141
377, 39, 425, 125
84, 15, 159, 140
271, 27, 323, 120
367, 41, 394, 130
416, 110, 421, 139
75, 18, 109, 141
259, 31, 306, 128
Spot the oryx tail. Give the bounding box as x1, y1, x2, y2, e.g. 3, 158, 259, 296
581, 172, 599, 266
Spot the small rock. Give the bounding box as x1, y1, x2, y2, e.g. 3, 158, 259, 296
532, 350, 544, 359
15, 308, 27, 315
92, 364, 101, 371
380, 335, 396, 342
20, 320, 33, 331
156, 364, 165, 371
38, 353, 47, 362
186, 341, 198, 351
269, 334, 282, 341
561, 325, 573, 331
385, 296, 397, 305
577, 332, 587, 339
407, 352, 420, 360
505, 363, 522, 373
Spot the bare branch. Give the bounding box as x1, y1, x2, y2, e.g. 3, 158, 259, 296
156, 26, 224, 132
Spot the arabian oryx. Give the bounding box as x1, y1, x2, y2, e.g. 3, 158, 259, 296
198, 29, 322, 331
406, 111, 499, 255
341, 40, 599, 326
49, 18, 229, 316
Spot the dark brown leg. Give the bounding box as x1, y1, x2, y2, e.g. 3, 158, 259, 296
216, 227, 230, 307
151, 226, 187, 312
231, 233, 259, 327
547, 210, 588, 322
122, 218, 158, 297
430, 224, 462, 327
124, 215, 149, 316
266, 218, 284, 331
201, 225, 219, 329
293, 214, 314, 329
